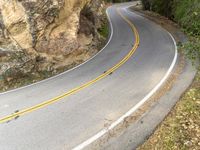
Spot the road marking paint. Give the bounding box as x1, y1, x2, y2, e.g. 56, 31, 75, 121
0, 7, 140, 124
0, 8, 114, 96
72, 7, 178, 150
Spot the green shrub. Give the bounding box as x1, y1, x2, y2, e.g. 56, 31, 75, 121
104, 0, 132, 3
98, 23, 109, 38
142, 0, 200, 64
173, 0, 200, 36
184, 38, 200, 64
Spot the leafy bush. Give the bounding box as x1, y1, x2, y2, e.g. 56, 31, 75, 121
151, 0, 173, 17
173, 0, 200, 36
142, 0, 200, 63
104, 0, 132, 3
184, 38, 200, 64
173, 0, 200, 63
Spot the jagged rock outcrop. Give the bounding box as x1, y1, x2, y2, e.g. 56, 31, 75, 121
0, 0, 106, 91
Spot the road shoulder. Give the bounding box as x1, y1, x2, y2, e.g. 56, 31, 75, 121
86, 7, 197, 150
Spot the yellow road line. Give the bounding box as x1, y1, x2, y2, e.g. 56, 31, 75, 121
0, 8, 140, 124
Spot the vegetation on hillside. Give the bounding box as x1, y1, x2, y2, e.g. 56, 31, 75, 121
139, 1, 200, 149
138, 70, 200, 149
142, 0, 200, 64
104, 0, 132, 3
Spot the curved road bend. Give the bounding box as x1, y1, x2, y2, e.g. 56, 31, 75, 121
0, 3, 177, 150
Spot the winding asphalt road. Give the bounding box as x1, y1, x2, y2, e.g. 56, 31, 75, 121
0, 2, 177, 150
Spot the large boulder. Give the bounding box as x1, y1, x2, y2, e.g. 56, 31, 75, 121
0, 0, 106, 91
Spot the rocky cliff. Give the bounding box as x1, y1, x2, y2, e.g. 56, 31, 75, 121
0, 0, 107, 91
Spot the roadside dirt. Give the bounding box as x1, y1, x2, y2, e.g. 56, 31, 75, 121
88, 5, 189, 150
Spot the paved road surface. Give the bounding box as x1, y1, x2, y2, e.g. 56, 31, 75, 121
0, 2, 177, 150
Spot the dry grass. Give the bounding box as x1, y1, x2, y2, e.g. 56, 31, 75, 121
138, 70, 200, 150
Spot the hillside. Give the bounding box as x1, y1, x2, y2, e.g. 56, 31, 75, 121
0, 0, 107, 91
142, 0, 200, 63
138, 0, 200, 149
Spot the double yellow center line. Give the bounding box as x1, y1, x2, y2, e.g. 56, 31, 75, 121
0, 8, 140, 124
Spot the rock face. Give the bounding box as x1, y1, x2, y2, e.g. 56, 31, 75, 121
0, 0, 106, 91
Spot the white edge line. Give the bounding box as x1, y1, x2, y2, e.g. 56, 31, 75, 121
0, 7, 114, 95
72, 6, 178, 150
